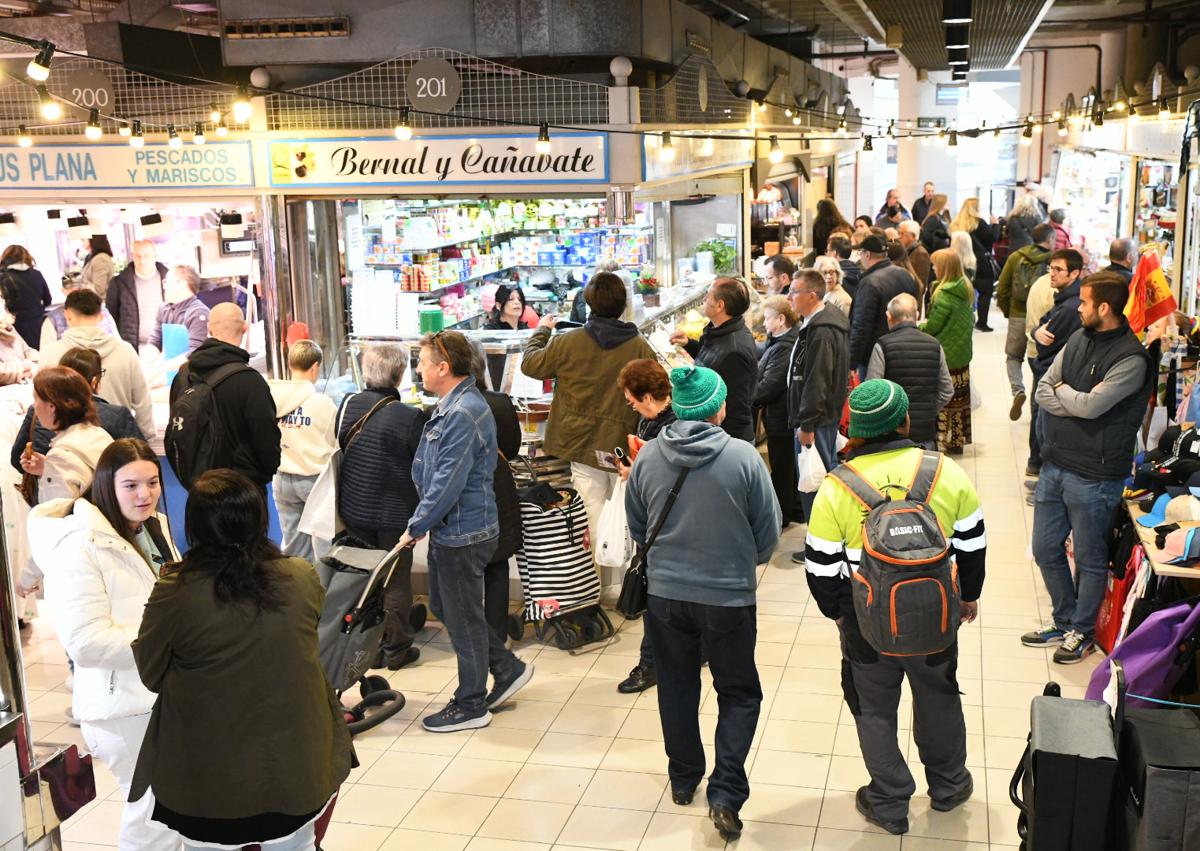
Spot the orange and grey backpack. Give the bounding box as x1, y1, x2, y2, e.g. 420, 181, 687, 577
831, 451, 960, 656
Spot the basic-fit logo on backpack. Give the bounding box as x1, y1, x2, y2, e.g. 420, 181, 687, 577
831, 452, 961, 656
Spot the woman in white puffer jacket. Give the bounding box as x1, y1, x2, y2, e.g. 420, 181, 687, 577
28, 438, 181, 850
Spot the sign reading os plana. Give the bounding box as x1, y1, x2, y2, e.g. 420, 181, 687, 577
0, 142, 255, 190
267, 133, 609, 186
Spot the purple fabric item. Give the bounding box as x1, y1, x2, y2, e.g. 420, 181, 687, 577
1086, 598, 1200, 707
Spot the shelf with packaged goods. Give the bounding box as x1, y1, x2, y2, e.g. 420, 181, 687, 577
363, 224, 653, 256
372, 264, 639, 299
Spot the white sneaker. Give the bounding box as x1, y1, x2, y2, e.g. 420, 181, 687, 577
64, 706, 80, 727
64, 671, 73, 692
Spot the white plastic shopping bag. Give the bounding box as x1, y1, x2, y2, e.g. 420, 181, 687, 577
298, 449, 343, 544
796, 445, 827, 493
595, 478, 633, 567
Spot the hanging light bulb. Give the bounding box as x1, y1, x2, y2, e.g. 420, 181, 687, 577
659, 132, 675, 162
886, 120, 895, 139
1032, 122, 1042, 135
1020, 123, 1033, 146
208, 102, 221, 124
1051, 109, 1062, 121
168, 124, 182, 148
37, 85, 61, 121
1158, 97, 1171, 120
1111, 81, 1129, 112
129, 119, 144, 148
84, 109, 102, 141
215, 117, 228, 137
193, 122, 206, 145
862, 134, 873, 152
768, 135, 783, 163
394, 108, 413, 141
1057, 119, 1067, 137
837, 117, 847, 136
1093, 107, 1105, 127
231, 85, 252, 124
784, 108, 793, 118
792, 114, 801, 126
26, 41, 53, 82
756, 100, 766, 112
1069, 111, 1085, 127
938, 127, 947, 140
1129, 107, 1141, 124
993, 126, 1000, 138
948, 130, 958, 148
16, 125, 31, 147
117, 118, 131, 137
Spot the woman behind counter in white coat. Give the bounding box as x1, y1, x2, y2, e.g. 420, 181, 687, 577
28, 438, 181, 850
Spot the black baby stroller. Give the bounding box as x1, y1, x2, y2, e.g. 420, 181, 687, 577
508, 459, 615, 652
316, 541, 408, 735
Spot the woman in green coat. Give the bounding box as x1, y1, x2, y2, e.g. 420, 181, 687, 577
131, 469, 352, 850
921, 249, 975, 454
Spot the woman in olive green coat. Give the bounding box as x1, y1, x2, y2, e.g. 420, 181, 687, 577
131, 469, 351, 850
921, 249, 976, 454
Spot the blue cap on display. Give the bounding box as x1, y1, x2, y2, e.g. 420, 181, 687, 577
1137, 493, 1200, 527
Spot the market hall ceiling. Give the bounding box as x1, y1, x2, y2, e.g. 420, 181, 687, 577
683, 0, 1056, 70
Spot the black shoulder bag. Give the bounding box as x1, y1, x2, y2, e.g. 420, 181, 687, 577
616, 466, 691, 618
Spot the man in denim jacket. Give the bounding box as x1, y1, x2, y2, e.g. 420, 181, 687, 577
398, 330, 534, 731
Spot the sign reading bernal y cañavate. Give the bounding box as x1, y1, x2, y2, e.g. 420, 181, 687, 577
267, 133, 609, 187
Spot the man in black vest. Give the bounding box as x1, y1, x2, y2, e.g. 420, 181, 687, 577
1024, 273, 1152, 664
866, 294, 953, 450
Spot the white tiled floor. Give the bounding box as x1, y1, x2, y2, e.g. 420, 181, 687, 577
30, 308, 1106, 849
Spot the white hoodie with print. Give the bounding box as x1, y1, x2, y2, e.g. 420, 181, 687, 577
267, 379, 337, 477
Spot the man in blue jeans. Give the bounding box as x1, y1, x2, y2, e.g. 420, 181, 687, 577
1024, 273, 1152, 664
398, 330, 534, 731
786, 269, 849, 553
626, 366, 780, 842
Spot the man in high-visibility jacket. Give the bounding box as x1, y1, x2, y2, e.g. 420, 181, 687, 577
804, 379, 987, 836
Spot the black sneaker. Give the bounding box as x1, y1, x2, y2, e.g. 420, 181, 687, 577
1025, 463, 1041, 478
617, 663, 657, 694
1024, 479, 1038, 493
931, 774, 974, 812
377, 646, 420, 671
855, 786, 908, 835
422, 699, 491, 733
485, 661, 534, 709
709, 804, 743, 841
1053, 630, 1095, 665
671, 784, 697, 806
1021, 626, 1067, 647
1010, 390, 1027, 421
791, 551, 806, 565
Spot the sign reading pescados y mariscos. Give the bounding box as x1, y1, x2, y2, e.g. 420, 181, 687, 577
267, 133, 609, 187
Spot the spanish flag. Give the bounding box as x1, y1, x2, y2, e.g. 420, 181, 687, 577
1125, 249, 1177, 334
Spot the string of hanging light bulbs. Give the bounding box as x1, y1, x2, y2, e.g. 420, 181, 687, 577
1, 29, 1195, 155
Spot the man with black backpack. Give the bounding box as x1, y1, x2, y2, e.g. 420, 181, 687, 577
804, 379, 987, 836
996, 222, 1055, 422
167, 303, 280, 492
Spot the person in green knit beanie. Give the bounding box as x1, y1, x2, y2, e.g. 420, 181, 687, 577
847, 378, 910, 439
669, 365, 727, 422
624, 362, 780, 842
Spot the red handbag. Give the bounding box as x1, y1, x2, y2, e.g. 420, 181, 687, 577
840, 372, 861, 435
1095, 543, 1144, 654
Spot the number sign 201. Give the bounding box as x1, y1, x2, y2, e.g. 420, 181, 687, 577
415, 76, 447, 99
404, 58, 461, 114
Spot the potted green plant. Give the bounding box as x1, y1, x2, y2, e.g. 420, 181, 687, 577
636, 272, 661, 307
692, 239, 738, 274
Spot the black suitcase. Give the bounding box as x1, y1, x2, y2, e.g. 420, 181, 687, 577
1118, 703, 1200, 849
1010, 682, 1121, 850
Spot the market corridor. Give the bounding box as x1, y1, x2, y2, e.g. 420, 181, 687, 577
29, 310, 1101, 851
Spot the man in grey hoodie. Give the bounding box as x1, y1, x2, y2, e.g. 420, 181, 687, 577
625, 365, 780, 844
39, 288, 154, 439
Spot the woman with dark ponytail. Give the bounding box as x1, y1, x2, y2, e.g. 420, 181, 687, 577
130, 469, 352, 850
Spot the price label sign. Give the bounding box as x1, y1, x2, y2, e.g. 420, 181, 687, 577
59, 71, 115, 120
405, 58, 462, 115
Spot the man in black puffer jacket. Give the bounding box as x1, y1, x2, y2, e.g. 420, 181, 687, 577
670, 277, 758, 443
866, 294, 953, 449
848, 235, 920, 377
336, 342, 428, 670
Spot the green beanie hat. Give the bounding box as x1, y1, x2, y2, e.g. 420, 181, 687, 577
669, 365, 727, 422
848, 378, 910, 438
